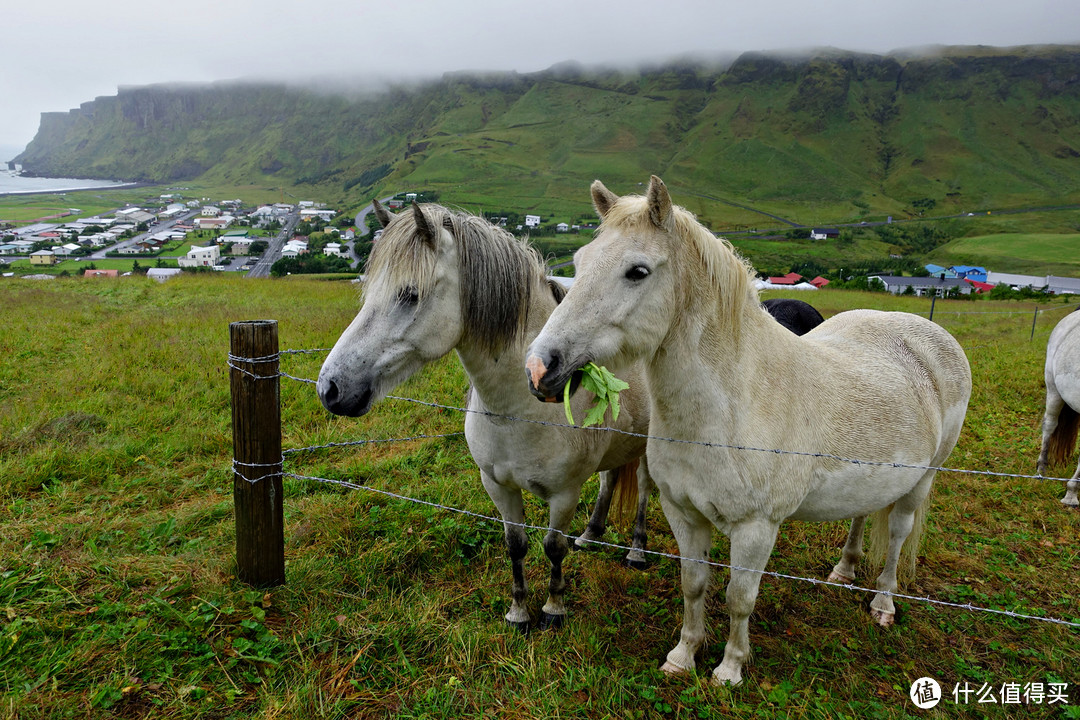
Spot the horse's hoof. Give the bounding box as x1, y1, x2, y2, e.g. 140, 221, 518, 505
710, 669, 743, 687
505, 619, 531, 635
573, 538, 601, 552
624, 557, 648, 571
826, 570, 854, 585
1060, 498, 1079, 508
660, 661, 689, 675
538, 612, 565, 631
871, 609, 895, 628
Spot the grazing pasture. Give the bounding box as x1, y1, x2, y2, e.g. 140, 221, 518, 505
0, 274, 1077, 719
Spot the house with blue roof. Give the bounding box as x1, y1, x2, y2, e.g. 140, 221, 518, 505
924, 264, 956, 278
949, 265, 988, 283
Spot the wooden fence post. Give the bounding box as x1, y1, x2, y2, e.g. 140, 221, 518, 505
229, 320, 285, 587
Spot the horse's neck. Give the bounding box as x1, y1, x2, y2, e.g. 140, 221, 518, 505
456, 274, 558, 416
648, 297, 793, 434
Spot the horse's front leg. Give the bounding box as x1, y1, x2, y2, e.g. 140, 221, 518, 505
480, 471, 531, 632
539, 492, 580, 630
711, 518, 780, 687
657, 494, 713, 676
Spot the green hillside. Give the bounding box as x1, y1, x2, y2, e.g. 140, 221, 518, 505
15, 45, 1080, 233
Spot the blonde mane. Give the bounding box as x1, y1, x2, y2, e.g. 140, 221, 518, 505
600, 194, 760, 339
363, 204, 552, 354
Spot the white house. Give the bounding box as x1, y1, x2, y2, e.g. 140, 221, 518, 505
201, 206, 221, 217
324, 242, 345, 257
525, 215, 541, 228
556, 223, 570, 233
148, 268, 183, 282
869, 274, 971, 296
116, 208, 156, 225
281, 239, 308, 258
178, 244, 221, 268
299, 208, 337, 222
51, 243, 82, 256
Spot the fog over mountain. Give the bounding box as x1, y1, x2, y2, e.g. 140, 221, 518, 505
3, 0, 1077, 156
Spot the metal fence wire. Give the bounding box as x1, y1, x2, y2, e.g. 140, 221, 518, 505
226, 343, 1080, 631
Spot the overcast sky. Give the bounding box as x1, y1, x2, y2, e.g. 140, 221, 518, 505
3, 0, 1077, 158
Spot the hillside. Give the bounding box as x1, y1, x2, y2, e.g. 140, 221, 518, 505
15, 45, 1080, 226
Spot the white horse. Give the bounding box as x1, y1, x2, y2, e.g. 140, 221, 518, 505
317, 201, 654, 631
1036, 307, 1080, 507
525, 176, 972, 685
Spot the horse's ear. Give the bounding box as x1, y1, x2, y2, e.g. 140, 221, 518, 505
412, 202, 437, 249
591, 180, 619, 219
372, 198, 392, 228
646, 175, 673, 229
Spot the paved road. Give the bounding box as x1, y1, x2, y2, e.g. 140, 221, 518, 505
246, 212, 299, 278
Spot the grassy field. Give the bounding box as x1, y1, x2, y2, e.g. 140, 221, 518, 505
928, 233, 1080, 277
1, 272, 1078, 719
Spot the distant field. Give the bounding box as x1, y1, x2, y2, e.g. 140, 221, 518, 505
929, 232, 1080, 276
7, 257, 179, 274
0, 186, 169, 224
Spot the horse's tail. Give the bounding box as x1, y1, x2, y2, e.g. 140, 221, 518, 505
1046, 403, 1080, 469
610, 459, 640, 530
868, 486, 932, 587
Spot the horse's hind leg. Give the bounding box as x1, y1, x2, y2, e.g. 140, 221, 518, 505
870, 474, 933, 627
576, 470, 614, 550
1037, 392, 1064, 475
625, 456, 653, 570
827, 516, 866, 584
1062, 463, 1079, 507
480, 472, 531, 632
539, 492, 580, 630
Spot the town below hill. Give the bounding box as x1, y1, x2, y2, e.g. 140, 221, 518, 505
0, 192, 359, 279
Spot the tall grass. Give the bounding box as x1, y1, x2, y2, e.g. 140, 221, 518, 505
1, 275, 1077, 719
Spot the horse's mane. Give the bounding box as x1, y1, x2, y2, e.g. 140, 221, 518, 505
601, 195, 760, 338
363, 204, 551, 354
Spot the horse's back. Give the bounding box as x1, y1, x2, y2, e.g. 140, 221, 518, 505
806, 309, 971, 431
1046, 308, 1080, 407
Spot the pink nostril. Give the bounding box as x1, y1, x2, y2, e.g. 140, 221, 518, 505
525, 355, 549, 389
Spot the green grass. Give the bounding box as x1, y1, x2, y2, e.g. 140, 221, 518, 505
1, 274, 1077, 718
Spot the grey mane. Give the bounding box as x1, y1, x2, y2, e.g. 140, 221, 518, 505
448, 208, 550, 354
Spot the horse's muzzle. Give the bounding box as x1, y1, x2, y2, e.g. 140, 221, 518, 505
317, 376, 373, 417
525, 350, 583, 402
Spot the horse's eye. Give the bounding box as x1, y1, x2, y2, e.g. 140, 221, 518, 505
397, 287, 419, 306
625, 265, 650, 281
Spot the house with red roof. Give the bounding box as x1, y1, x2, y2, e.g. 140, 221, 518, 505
767, 272, 804, 285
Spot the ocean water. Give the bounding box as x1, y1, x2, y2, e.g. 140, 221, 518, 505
0, 169, 131, 195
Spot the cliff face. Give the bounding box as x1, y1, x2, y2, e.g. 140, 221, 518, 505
15, 46, 1080, 211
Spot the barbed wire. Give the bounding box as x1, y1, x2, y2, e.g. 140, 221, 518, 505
229, 459, 1080, 630
225, 349, 1080, 632
226, 353, 1075, 486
